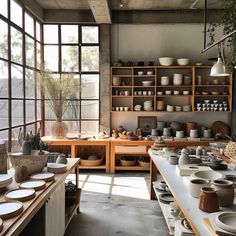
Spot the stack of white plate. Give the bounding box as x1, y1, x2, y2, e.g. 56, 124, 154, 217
144, 100, 153, 111
134, 104, 142, 111
0, 174, 12, 188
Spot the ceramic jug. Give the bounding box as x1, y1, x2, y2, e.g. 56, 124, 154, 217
212, 180, 234, 207
56, 153, 67, 164
199, 187, 219, 213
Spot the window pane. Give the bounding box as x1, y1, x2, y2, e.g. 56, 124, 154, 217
0, 130, 8, 145
43, 25, 58, 44
36, 21, 41, 41
81, 101, 99, 119
11, 27, 23, 64
25, 12, 34, 36
81, 46, 99, 72
44, 45, 58, 71
45, 101, 55, 119
11, 65, 23, 98
0, 20, 8, 59
61, 25, 78, 43
26, 69, 35, 98
36, 42, 41, 69
0, 60, 8, 97
62, 100, 80, 120
26, 124, 35, 133
36, 72, 41, 99
0, 100, 8, 129
82, 26, 99, 44
11, 127, 21, 152
67, 121, 80, 135
26, 100, 35, 123
81, 74, 99, 99
61, 46, 78, 71
37, 100, 41, 120
26, 35, 35, 67
81, 121, 99, 134
10, 0, 22, 27
12, 100, 23, 126
0, 0, 8, 18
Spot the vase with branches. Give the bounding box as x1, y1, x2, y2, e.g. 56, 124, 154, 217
38, 68, 80, 138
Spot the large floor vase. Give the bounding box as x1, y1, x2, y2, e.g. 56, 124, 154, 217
51, 120, 68, 138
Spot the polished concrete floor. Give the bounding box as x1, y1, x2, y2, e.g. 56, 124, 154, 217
65, 172, 168, 236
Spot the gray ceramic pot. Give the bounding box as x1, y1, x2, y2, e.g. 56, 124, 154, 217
189, 179, 210, 198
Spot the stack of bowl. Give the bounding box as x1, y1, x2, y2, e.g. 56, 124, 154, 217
134, 104, 142, 111
144, 100, 153, 111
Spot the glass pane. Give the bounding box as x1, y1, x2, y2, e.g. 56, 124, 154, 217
0, 60, 8, 97
0, 20, 8, 59
12, 100, 23, 126
10, 0, 22, 27
11, 64, 23, 98
25, 12, 34, 36
36, 42, 41, 69
81, 101, 99, 119
37, 100, 41, 120
0, 0, 8, 18
36, 72, 41, 99
26, 124, 35, 133
45, 101, 56, 119
0, 130, 8, 146
44, 45, 58, 71
11, 127, 22, 152
26, 100, 35, 123
25, 35, 35, 67
82, 26, 99, 44
81, 121, 99, 134
62, 100, 80, 120
11, 27, 23, 64
81, 46, 99, 72
61, 25, 78, 43
0, 100, 8, 129
36, 22, 41, 41
67, 121, 80, 135
81, 74, 99, 99
25, 69, 35, 98
43, 25, 58, 44
61, 46, 78, 71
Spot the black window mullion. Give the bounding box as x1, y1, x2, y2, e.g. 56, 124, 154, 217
78, 25, 82, 133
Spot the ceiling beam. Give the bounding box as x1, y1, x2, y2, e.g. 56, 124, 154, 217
88, 0, 111, 24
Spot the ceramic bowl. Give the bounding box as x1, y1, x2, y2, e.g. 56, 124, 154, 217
189, 178, 210, 198
177, 58, 190, 66
159, 180, 167, 189
138, 71, 144, 75
159, 57, 174, 66
173, 90, 180, 95
147, 71, 153, 75
216, 212, 236, 234
142, 81, 152, 86
165, 90, 172, 95
191, 170, 225, 182
183, 90, 190, 95
157, 91, 163, 95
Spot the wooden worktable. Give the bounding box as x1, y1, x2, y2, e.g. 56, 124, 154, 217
0, 158, 80, 236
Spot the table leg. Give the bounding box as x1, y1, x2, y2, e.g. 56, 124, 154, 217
150, 160, 158, 200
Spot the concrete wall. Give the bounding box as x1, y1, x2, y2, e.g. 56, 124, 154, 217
110, 24, 231, 131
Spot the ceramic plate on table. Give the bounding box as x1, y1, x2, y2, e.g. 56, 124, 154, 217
47, 163, 67, 174
5, 188, 36, 202
216, 212, 236, 234
31, 172, 55, 182
19, 180, 46, 191
0, 174, 13, 188
0, 201, 23, 220
159, 193, 174, 204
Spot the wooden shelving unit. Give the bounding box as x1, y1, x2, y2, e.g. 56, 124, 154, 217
111, 65, 232, 113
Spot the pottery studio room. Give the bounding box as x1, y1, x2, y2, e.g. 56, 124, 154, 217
0, 0, 236, 236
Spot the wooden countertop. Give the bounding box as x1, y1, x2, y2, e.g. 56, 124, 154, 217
0, 158, 80, 236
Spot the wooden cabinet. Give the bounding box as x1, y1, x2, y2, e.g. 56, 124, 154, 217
111, 66, 232, 113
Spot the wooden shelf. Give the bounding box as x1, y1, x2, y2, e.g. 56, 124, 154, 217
134, 85, 155, 88
195, 84, 230, 87
133, 75, 156, 77
65, 203, 80, 229
115, 165, 150, 171
79, 164, 107, 169
112, 75, 132, 77
112, 95, 133, 98
156, 95, 191, 97
133, 95, 154, 97
112, 86, 132, 88
157, 85, 192, 87
194, 95, 229, 97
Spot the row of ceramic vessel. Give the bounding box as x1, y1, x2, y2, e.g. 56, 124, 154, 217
160, 74, 191, 86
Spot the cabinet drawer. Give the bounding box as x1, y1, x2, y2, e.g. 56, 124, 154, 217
115, 145, 146, 153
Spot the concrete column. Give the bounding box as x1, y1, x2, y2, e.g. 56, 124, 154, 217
99, 24, 111, 134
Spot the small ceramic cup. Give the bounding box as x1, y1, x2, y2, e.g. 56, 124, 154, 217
115, 107, 120, 111
143, 91, 147, 95
120, 107, 124, 111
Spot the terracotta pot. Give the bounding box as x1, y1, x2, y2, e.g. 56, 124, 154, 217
51, 120, 68, 139
199, 187, 219, 213
14, 166, 28, 183
186, 122, 197, 136
112, 76, 121, 86
212, 179, 234, 207
157, 100, 165, 111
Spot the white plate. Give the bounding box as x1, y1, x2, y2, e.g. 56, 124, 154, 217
5, 189, 35, 201
19, 180, 46, 191
0, 174, 13, 188
216, 212, 236, 234
0, 201, 23, 219
31, 172, 55, 182
47, 163, 67, 174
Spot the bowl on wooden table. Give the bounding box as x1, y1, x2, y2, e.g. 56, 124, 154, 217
80, 156, 104, 166
119, 156, 136, 166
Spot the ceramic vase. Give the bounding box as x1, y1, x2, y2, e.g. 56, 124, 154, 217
199, 187, 219, 213
156, 101, 165, 111
186, 122, 197, 136
212, 180, 234, 207
51, 119, 68, 139
14, 165, 28, 183
189, 179, 210, 198
56, 153, 67, 164
112, 76, 121, 86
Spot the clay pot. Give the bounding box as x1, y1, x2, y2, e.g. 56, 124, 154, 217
179, 153, 190, 165
199, 187, 219, 213
157, 101, 165, 111
112, 76, 121, 86
186, 122, 197, 136
189, 129, 199, 138
56, 153, 67, 164
163, 127, 171, 137
14, 166, 28, 183
51, 120, 68, 139
212, 179, 234, 207
189, 179, 210, 198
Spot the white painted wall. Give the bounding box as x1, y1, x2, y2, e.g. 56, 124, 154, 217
110, 24, 231, 131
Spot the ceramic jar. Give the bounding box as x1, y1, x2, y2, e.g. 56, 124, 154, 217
56, 153, 67, 164
189, 179, 210, 198
112, 76, 121, 86
14, 165, 28, 183
212, 179, 234, 207
151, 129, 159, 136
22, 138, 32, 155
169, 155, 179, 165
161, 76, 169, 86
156, 101, 165, 111
163, 127, 171, 137
186, 122, 197, 136
203, 129, 212, 138
199, 187, 219, 213
179, 153, 190, 165
190, 129, 199, 138
173, 74, 183, 85
176, 131, 184, 138
170, 122, 183, 135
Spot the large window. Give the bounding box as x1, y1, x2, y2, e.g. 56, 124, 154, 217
43, 24, 100, 135
0, 0, 42, 151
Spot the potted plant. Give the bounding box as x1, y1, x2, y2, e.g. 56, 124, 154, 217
38, 68, 79, 138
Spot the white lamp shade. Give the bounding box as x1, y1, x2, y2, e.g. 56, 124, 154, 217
210, 57, 229, 76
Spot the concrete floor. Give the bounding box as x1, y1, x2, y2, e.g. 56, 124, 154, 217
65, 172, 168, 236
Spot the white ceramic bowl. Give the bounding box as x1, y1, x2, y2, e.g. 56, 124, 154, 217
183, 91, 189, 95
216, 212, 236, 234
191, 170, 225, 182
165, 90, 172, 95
177, 58, 190, 66
147, 71, 153, 75
189, 179, 210, 198
173, 90, 180, 95
159, 57, 174, 66
157, 91, 163, 95
138, 71, 144, 75
142, 81, 153, 86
